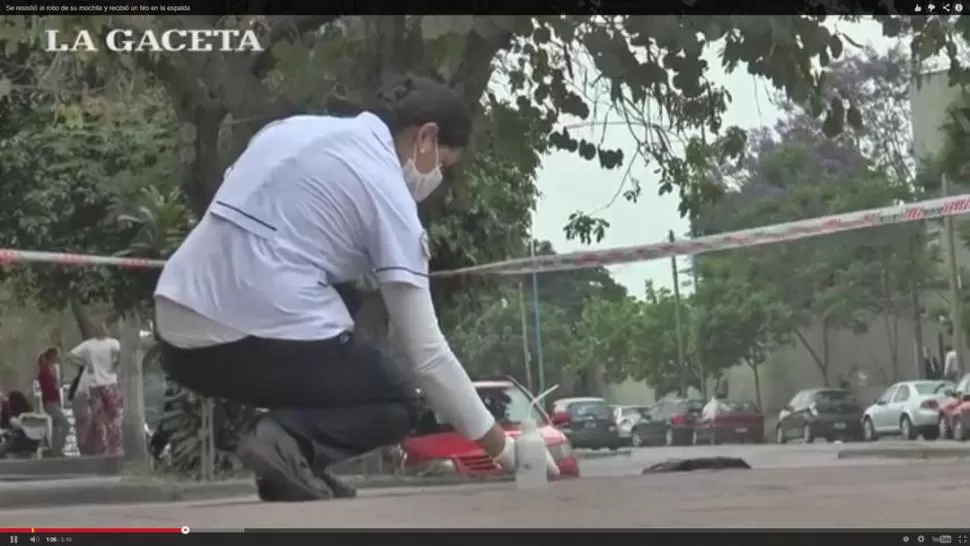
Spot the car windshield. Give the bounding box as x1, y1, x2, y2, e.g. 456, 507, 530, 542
683, 400, 705, 413
814, 390, 854, 404
714, 401, 759, 413
570, 401, 612, 419
622, 407, 648, 417
412, 385, 545, 436
914, 381, 952, 395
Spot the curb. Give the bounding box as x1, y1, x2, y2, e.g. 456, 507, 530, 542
577, 449, 632, 460
0, 456, 122, 477
0, 474, 514, 510
837, 447, 970, 460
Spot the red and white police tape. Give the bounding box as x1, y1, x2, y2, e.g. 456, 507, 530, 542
1, 193, 969, 277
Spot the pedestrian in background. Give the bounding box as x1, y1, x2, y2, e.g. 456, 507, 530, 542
944, 345, 960, 382
68, 322, 123, 456
36, 347, 69, 457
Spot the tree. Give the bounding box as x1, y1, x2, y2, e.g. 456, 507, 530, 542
695, 117, 933, 385
691, 259, 792, 410
443, 240, 629, 396
3, 16, 923, 239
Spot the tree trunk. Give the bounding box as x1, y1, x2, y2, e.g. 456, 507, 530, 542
883, 309, 900, 381
119, 316, 149, 468
745, 358, 763, 411
793, 326, 829, 386
68, 297, 95, 340
911, 277, 926, 379
821, 321, 831, 386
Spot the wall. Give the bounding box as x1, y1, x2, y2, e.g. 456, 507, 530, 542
719, 313, 947, 414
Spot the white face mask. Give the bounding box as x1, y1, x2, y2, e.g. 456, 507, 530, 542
402, 140, 443, 202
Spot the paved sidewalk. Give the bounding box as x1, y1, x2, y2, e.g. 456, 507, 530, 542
2, 461, 968, 528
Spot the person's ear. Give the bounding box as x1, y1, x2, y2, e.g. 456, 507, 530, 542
417, 123, 439, 154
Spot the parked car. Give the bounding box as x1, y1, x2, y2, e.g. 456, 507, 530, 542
400, 379, 580, 477
692, 399, 765, 444
775, 388, 863, 443
938, 374, 970, 440
861, 380, 952, 441
629, 398, 704, 447
549, 397, 623, 450
613, 405, 651, 445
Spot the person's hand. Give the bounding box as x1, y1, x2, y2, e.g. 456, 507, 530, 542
493, 434, 561, 477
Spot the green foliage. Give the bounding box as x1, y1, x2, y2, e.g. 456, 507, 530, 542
2, 14, 943, 244
0, 85, 178, 314
156, 383, 262, 479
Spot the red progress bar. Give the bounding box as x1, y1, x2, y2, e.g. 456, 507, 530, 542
0, 528, 184, 534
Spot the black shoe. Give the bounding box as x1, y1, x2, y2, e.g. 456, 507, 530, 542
238, 418, 331, 502
317, 469, 357, 499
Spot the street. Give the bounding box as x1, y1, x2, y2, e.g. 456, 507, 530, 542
2, 439, 968, 528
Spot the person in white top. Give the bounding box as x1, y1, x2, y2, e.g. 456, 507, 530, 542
68, 322, 122, 456
944, 345, 960, 381
154, 75, 557, 502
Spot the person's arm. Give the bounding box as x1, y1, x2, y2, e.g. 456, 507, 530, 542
380, 282, 508, 457
111, 339, 122, 371
65, 340, 88, 371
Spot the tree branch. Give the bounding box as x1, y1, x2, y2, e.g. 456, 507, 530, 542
252, 16, 342, 77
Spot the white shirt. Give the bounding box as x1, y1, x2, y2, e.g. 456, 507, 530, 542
74, 370, 94, 398
154, 113, 495, 441
155, 113, 429, 340
70, 338, 121, 388
945, 349, 959, 376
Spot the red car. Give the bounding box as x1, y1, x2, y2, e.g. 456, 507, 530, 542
400, 379, 580, 478
692, 399, 765, 444
938, 374, 970, 440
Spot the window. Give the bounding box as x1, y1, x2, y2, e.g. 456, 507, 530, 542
788, 391, 807, 409
815, 390, 855, 405
878, 386, 897, 403
913, 381, 951, 396
958, 375, 970, 393
652, 401, 673, 419
569, 400, 611, 419
891, 386, 910, 403
412, 385, 544, 436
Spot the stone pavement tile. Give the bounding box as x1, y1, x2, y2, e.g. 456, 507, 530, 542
1, 462, 967, 529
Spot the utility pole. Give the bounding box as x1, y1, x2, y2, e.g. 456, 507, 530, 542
518, 280, 533, 391
942, 174, 965, 377
530, 238, 546, 393
669, 230, 687, 396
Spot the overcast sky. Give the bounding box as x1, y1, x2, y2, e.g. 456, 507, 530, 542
532, 18, 897, 298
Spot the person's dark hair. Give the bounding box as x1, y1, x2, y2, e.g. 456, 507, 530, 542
368, 75, 472, 149
38, 347, 59, 364
946, 345, 954, 351
7, 390, 31, 417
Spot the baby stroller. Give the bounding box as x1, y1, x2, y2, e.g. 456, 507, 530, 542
0, 390, 50, 459
0, 413, 50, 459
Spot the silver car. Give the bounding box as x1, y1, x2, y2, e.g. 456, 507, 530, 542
862, 380, 954, 441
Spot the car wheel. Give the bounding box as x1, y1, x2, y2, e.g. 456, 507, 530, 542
630, 431, 643, 448
802, 424, 815, 444
900, 415, 916, 440
775, 425, 787, 444
955, 419, 969, 442
939, 414, 952, 440
664, 427, 675, 446
862, 417, 877, 442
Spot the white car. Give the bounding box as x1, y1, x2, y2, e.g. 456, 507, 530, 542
862, 380, 954, 441
613, 405, 651, 444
